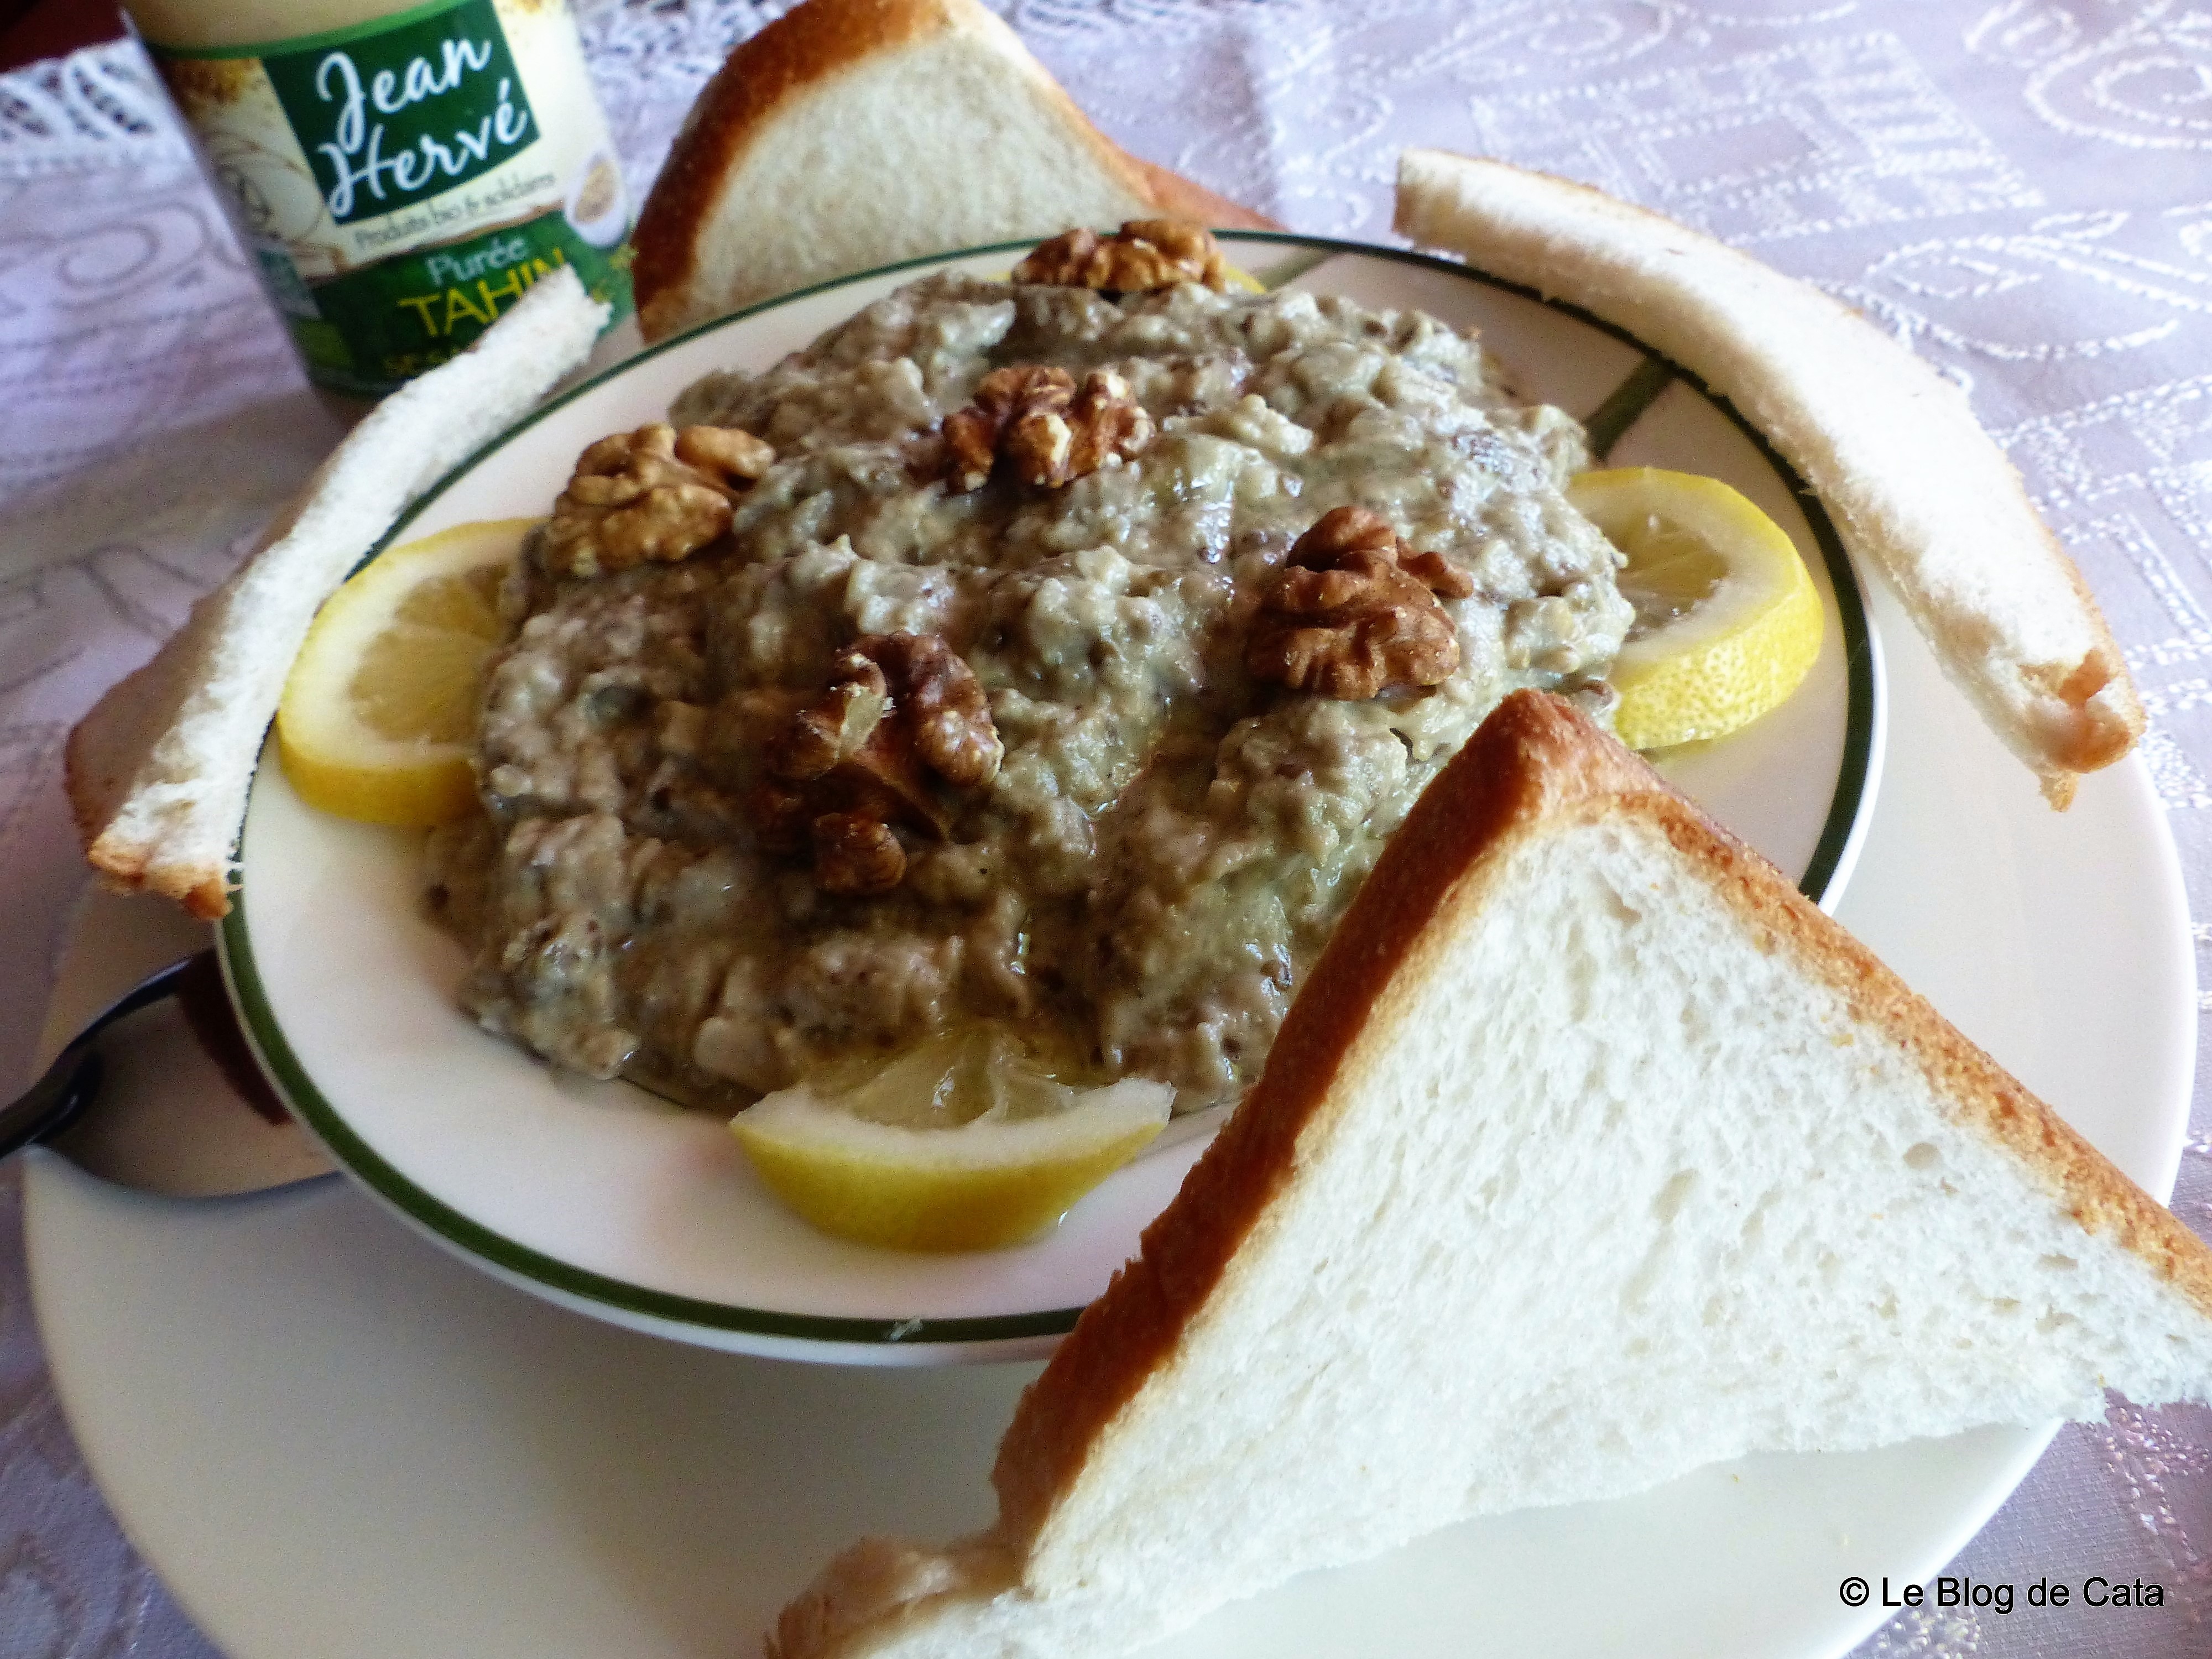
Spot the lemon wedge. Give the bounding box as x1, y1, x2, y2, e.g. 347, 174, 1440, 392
276, 519, 530, 826
1567, 467, 1824, 750
732, 1029, 1171, 1251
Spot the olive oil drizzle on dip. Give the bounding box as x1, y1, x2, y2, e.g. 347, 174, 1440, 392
426, 271, 1632, 1112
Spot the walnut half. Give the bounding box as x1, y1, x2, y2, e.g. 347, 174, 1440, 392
541, 422, 773, 578
1246, 507, 1475, 701
943, 365, 1154, 493
812, 813, 908, 897
760, 633, 1003, 895
1014, 220, 1229, 293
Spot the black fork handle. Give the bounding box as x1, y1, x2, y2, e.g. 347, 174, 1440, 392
0, 951, 209, 1159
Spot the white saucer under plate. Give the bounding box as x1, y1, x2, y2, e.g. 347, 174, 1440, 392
214, 233, 1885, 1362
25, 509, 2191, 1656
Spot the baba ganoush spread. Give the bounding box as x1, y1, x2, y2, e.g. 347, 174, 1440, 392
427, 245, 1634, 1112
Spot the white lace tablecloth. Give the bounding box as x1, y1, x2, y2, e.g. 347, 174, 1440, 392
4, 1, 2212, 1652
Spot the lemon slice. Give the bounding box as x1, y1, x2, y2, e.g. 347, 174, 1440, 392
1567, 468, 1824, 750
276, 519, 531, 825
732, 1030, 1171, 1251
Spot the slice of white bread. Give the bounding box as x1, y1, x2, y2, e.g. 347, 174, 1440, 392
65, 269, 609, 919
630, 0, 1277, 342
768, 689, 2212, 1659
1394, 149, 2142, 809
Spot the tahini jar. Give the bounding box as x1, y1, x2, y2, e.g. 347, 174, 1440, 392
126, 0, 633, 399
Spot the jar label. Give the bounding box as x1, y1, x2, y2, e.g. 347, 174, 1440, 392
147, 0, 633, 397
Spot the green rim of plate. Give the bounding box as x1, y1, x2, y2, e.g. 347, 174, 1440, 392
221, 230, 1881, 1352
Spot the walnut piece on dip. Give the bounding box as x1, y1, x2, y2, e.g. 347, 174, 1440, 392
1248, 507, 1476, 701
760, 633, 1003, 896
541, 421, 773, 578
942, 366, 1154, 492
1014, 219, 1229, 293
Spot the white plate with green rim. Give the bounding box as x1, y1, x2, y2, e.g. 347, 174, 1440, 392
217, 232, 1885, 1364
27, 524, 2189, 1659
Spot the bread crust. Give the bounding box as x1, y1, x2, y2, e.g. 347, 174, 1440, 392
1393, 150, 2142, 807
634, 0, 958, 340
1122, 157, 1279, 233
65, 271, 608, 919
632, 0, 1278, 340
993, 690, 2212, 1545
67, 606, 234, 918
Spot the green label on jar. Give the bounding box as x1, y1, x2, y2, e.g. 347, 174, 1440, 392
284, 208, 630, 397
262, 0, 534, 226
146, 0, 630, 398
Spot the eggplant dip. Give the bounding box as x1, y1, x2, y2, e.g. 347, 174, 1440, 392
425, 222, 1634, 1113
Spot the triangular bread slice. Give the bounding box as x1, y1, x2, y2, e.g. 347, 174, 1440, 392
768, 690, 2212, 1659
631, 0, 1276, 341
1394, 150, 2141, 808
